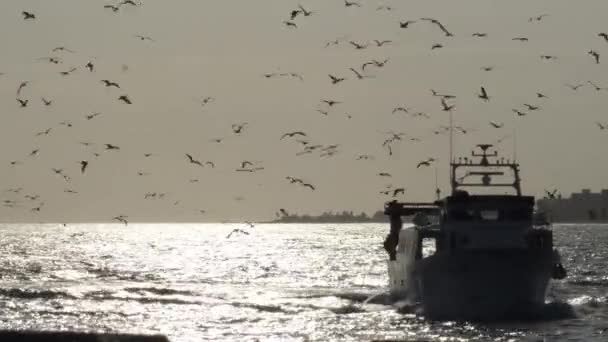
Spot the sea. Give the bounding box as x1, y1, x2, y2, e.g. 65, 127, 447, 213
0, 223, 606, 342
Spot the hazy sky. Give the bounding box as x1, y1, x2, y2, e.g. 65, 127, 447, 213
1, 0, 608, 222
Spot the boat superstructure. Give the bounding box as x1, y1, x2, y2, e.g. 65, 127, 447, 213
383, 144, 566, 320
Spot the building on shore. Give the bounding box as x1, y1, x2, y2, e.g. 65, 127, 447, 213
536, 189, 608, 223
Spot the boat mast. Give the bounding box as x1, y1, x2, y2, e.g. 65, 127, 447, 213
449, 110, 454, 193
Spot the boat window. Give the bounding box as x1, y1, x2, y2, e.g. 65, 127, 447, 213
479, 210, 499, 220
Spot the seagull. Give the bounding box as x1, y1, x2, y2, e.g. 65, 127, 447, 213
59, 67, 77, 76
120, 0, 139, 6
17, 81, 28, 96
80, 160, 88, 173
588, 81, 607, 91
297, 4, 313, 16
85, 61, 94, 72
529, 14, 549, 22
278, 208, 289, 216
378, 172, 391, 177
392, 107, 409, 114
399, 20, 416, 29
362, 59, 389, 70
431, 44, 443, 50
599, 33, 608, 42
349, 68, 372, 80
104, 5, 119, 12
281, 131, 306, 139
472, 33, 487, 37
17, 99, 28, 108
356, 154, 374, 160
536, 92, 548, 98
317, 109, 329, 116
589, 50, 600, 64
512, 109, 528, 116
481, 66, 494, 71
38, 57, 62, 64
349, 41, 368, 50
41, 98, 52, 106
596, 122, 607, 130
101, 80, 120, 88
52, 46, 75, 53
478, 86, 490, 101
35, 128, 52, 136
105, 144, 120, 150
566, 83, 585, 91
523, 103, 540, 111
118, 95, 132, 104
283, 21, 297, 28
431, 89, 456, 99
232, 123, 248, 134
440, 98, 455, 112
186, 154, 203, 166
544, 189, 558, 199
22, 11, 36, 20
489, 121, 504, 128
205, 161, 215, 168
29, 149, 40, 157
421, 17, 453, 37
301, 183, 315, 190
329, 74, 346, 84
113, 215, 128, 226
373, 40, 392, 47
344, 0, 361, 7
226, 229, 250, 238
322, 99, 341, 107
392, 188, 405, 197
512, 37, 529, 42
540, 55, 558, 61
417, 160, 432, 168
86, 112, 101, 120
134, 35, 155, 42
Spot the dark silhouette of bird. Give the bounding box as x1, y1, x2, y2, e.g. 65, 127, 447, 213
80, 160, 88, 173
17, 99, 28, 108
210, 138, 223, 143
529, 14, 549, 22
489, 121, 504, 128
29, 149, 40, 157
417, 158, 435, 168
322, 99, 341, 107
317, 109, 329, 116
349, 41, 368, 49
392, 107, 409, 114
52, 46, 75, 53
118, 95, 132, 104
120, 0, 139, 6
59, 67, 77, 76
278, 208, 289, 217
513, 109, 527, 116
349, 68, 372, 80
113, 215, 128, 226
523, 104, 540, 111
226, 229, 249, 238
588, 81, 607, 91
105, 144, 120, 150
399, 20, 416, 29
281, 131, 306, 139
134, 35, 155, 42
240, 161, 254, 169
85, 61, 94, 72
392, 188, 405, 197
286, 176, 303, 184
59, 121, 73, 128
598, 33, 608, 42
101, 80, 120, 88
431, 44, 443, 50
374, 40, 392, 47
512, 37, 529, 42
38, 57, 62, 64
41, 97, 52, 106
329, 74, 346, 84
596, 122, 607, 130
478, 86, 490, 101
540, 55, 557, 61
86, 112, 101, 120
301, 183, 315, 190
356, 154, 374, 160
441, 98, 454, 112
472, 33, 487, 37
421, 18, 453, 37
589, 50, 600, 64
283, 21, 297, 28
186, 154, 203, 166
431, 89, 455, 99
297, 4, 313, 16
378, 172, 391, 177
104, 5, 119, 12
481, 66, 494, 71
344, 0, 361, 7
536, 92, 548, 98
35, 128, 52, 137
290, 9, 301, 20
232, 123, 247, 134
22, 11, 36, 20
205, 161, 215, 168
566, 83, 585, 91
544, 189, 558, 199
17, 81, 28, 96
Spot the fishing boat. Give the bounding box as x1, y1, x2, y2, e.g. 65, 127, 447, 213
382, 144, 566, 320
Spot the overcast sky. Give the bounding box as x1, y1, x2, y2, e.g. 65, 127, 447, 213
1, 0, 608, 222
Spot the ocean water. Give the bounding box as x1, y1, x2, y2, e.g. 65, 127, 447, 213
0, 223, 606, 342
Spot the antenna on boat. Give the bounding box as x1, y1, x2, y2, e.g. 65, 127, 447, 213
435, 166, 440, 200
449, 110, 454, 169
513, 128, 517, 161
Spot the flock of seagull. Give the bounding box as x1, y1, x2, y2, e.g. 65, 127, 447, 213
2, 2, 608, 232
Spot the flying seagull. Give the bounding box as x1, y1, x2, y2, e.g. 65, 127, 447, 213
478, 86, 490, 101
186, 154, 203, 166
22, 11, 36, 20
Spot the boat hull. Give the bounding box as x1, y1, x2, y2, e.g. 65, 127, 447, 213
391, 249, 553, 321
